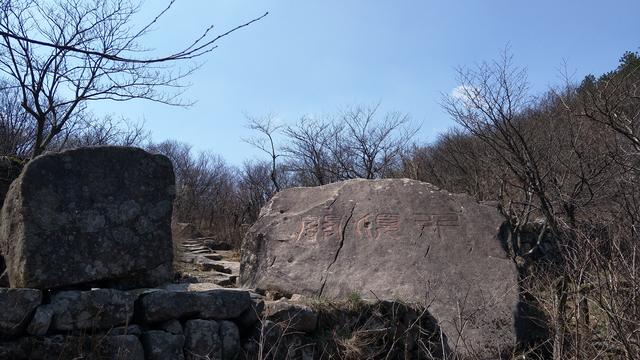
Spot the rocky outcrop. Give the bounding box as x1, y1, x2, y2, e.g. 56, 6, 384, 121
0, 146, 175, 289
239, 178, 519, 355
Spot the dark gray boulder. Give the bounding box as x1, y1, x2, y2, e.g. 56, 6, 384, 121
264, 300, 318, 332
26, 305, 53, 336
239, 178, 519, 355
0, 146, 175, 289
0, 288, 41, 335
137, 288, 251, 323
48, 289, 136, 331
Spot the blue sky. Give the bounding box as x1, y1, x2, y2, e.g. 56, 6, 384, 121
89, 0, 640, 165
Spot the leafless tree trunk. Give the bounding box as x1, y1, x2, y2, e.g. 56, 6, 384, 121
245, 115, 283, 192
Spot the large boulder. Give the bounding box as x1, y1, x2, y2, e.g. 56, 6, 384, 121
0, 146, 175, 289
239, 178, 519, 356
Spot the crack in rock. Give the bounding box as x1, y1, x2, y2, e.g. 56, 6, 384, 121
319, 205, 355, 297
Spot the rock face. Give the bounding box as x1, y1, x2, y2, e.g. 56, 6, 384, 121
0, 146, 175, 289
240, 178, 519, 355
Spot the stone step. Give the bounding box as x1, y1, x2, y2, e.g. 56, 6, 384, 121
214, 261, 240, 275
214, 250, 237, 258
181, 249, 209, 254
209, 272, 238, 287
185, 249, 212, 255
181, 244, 207, 249
202, 254, 223, 261
181, 241, 204, 246
194, 259, 233, 274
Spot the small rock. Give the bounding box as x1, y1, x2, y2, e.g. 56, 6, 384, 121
264, 300, 318, 332
141, 330, 185, 360
49, 289, 136, 331
184, 319, 221, 360
0, 288, 41, 335
26, 305, 53, 336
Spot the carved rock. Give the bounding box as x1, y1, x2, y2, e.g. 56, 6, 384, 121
240, 178, 519, 355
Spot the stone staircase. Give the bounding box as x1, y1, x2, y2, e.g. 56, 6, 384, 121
177, 238, 239, 287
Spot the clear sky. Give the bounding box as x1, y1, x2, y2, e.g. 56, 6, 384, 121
89, 0, 640, 165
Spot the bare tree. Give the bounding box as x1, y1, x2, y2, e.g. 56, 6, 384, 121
0, 83, 34, 156
56, 115, 150, 148
335, 104, 416, 179
282, 116, 339, 186
0, 0, 266, 157
244, 114, 283, 192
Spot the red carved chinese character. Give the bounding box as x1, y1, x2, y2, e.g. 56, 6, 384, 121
296, 216, 320, 242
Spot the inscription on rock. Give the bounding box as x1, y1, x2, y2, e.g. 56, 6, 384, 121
240, 178, 518, 356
